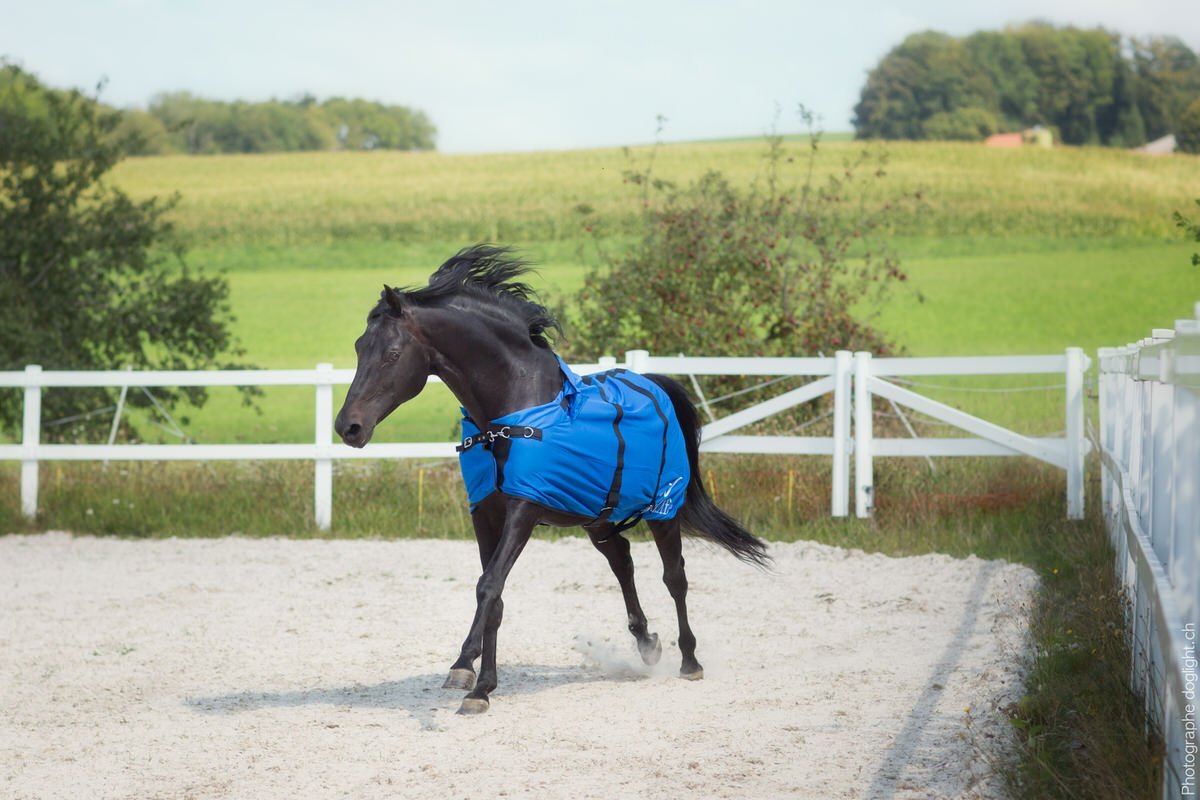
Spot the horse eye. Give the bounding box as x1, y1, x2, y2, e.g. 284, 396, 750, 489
386, 351, 401, 362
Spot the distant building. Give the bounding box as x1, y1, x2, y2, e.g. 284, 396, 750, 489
984, 126, 1053, 149
984, 133, 1024, 148
1026, 125, 1053, 148
1137, 134, 1177, 155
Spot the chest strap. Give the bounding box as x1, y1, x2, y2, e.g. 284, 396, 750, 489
457, 423, 543, 453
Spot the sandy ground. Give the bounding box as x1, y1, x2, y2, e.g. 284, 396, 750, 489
0, 532, 1037, 800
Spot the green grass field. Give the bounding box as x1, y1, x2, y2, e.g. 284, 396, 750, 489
153, 237, 1193, 445
89, 138, 1200, 445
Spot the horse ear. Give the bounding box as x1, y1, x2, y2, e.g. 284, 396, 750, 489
382, 285, 405, 316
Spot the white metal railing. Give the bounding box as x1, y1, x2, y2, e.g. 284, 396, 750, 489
2, 348, 1088, 529
1097, 303, 1200, 799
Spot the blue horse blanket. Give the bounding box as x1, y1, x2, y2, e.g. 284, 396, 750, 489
457, 357, 689, 524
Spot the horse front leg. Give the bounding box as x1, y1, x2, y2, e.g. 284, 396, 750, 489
443, 496, 503, 694
444, 497, 539, 714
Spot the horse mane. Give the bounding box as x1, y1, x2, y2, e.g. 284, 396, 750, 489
387, 244, 563, 348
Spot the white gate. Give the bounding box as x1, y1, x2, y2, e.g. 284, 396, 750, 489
851, 350, 1089, 519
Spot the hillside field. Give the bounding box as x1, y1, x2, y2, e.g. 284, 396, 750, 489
46, 140, 1200, 443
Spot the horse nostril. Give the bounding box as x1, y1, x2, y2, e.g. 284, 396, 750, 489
343, 423, 361, 441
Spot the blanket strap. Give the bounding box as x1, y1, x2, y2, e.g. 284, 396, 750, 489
592, 373, 673, 543
593, 512, 648, 544
585, 376, 626, 529
456, 423, 543, 453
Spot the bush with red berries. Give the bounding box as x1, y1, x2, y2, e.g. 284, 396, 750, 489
564, 108, 922, 420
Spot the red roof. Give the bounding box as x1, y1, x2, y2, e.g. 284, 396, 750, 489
984, 133, 1024, 148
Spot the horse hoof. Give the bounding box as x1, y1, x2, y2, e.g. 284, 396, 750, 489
639, 633, 662, 666
680, 667, 704, 681
457, 697, 489, 715
443, 668, 475, 691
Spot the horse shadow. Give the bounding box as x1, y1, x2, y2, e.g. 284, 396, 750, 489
184, 660, 639, 731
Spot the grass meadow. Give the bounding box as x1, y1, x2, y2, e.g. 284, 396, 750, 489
77, 138, 1200, 444
4, 135, 1198, 798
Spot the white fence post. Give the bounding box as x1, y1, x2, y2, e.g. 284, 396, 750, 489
1065, 346, 1085, 519
831, 350, 852, 517
1171, 319, 1200, 627
314, 362, 334, 531
625, 349, 651, 373
1098, 347, 1114, 517
21, 365, 42, 519
1149, 335, 1175, 569
854, 351, 874, 518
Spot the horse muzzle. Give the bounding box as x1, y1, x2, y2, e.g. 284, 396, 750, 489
334, 409, 375, 449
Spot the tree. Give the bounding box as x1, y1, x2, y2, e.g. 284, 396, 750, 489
963, 30, 1039, 129
854, 31, 993, 140
1013, 24, 1121, 145
566, 110, 919, 420
143, 92, 438, 154
854, 23, 1200, 147
1178, 97, 1200, 154
1131, 37, 1200, 141
321, 97, 437, 150
111, 108, 174, 155
921, 107, 999, 141
0, 63, 251, 441
147, 91, 231, 154
1108, 58, 1147, 148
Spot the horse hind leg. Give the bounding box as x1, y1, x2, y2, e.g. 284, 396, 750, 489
587, 526, 662, 666
649, 519, 703, 680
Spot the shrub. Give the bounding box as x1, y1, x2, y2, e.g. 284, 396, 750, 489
565, 108, 921, 420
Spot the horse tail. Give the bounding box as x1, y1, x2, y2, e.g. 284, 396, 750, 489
647, 375, 772, 569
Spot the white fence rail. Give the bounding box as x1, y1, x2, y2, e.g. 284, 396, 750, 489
1097, 303, 1200, 799
2, 348, 1087, 529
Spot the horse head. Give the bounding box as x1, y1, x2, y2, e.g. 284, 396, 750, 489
334, 285, 431, 448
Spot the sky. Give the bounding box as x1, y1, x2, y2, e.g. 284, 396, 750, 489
4, 0, 1199, 154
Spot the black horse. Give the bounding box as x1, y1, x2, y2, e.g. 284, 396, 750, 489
334, 245, 769, 714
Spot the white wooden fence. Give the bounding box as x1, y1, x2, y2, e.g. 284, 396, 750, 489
2, 348, 1087, 529
1097, 303, 1200, 800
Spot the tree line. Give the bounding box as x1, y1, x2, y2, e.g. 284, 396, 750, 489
853, 22, 1200, 148
119, 92, 437, 155
0, 61, 436, 155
